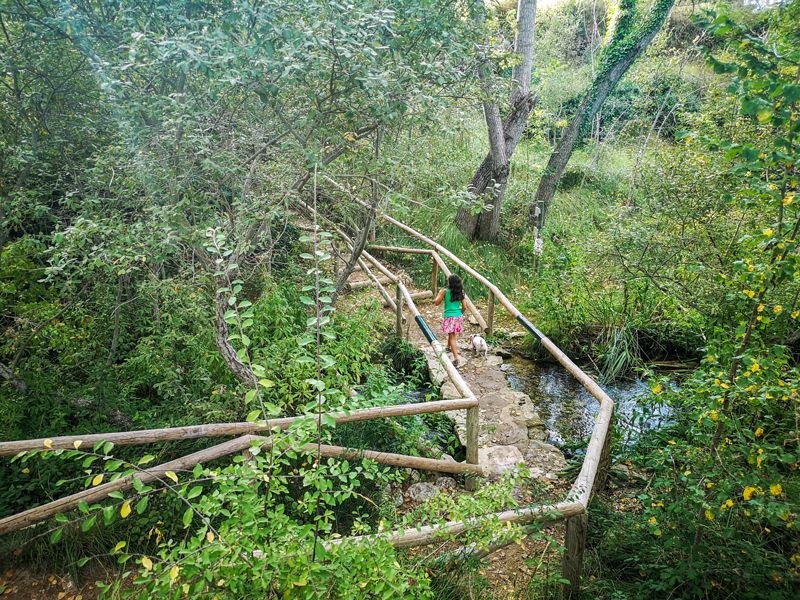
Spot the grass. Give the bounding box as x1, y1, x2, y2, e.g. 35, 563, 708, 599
371, 113, 697, 379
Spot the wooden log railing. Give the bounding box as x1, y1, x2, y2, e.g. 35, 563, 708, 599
1, 203, 614, 596
0, 435, 483, 536
371, 213, 616, 594
0, 398, 478, 457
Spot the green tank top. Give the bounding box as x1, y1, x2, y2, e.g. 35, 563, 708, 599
444, 289, 463, 318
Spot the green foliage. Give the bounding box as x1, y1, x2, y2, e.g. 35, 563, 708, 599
583, 5, 800, 597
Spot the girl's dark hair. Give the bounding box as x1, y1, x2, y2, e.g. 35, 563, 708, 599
447, 274, 463, 302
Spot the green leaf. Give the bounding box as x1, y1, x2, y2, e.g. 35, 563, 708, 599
182, 507, 193, 528
187, 485, 203, 500
246, 409, 263, 423
81, 515, 97, 532
50, 528, 63, 544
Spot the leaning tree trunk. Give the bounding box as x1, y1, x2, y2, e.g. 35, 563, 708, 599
214, 291, 257, 387
531, 0, 675, 230
331, 206, 375, 306
0, 362, 26, 394
456, 0, 537, 242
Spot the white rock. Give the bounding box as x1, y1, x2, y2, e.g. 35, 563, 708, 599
478, 445, 525, 478
434, 476, 457, 490
407, 482, 438, 503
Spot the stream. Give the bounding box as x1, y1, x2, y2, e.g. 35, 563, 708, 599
503, 355, 673, 453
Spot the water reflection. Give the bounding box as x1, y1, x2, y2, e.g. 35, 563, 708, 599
504, 356, 672, 450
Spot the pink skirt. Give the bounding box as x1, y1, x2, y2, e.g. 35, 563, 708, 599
442, 316, 465, 334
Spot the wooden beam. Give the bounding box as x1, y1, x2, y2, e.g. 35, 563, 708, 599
0, 436, 257, 536
431, 254, 439, 297
0, 398, 479, 457
368, 245, 432, 255
347, 276, 392, 291
358, 257, 396, 311
293, 443, 484, 475
332, 501, 584, 550
487, 291, 495, 336
0, 432, 488, 537
382, 290, 432, 307
395, 284, 403, 336
562, 513, 588, 596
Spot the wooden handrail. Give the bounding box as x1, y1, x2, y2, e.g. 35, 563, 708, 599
0, 436, 258, 536
291, 198, 481, 487
331, 500, 584, 550
368, 245, 432, 255
379, 214, 615, 508
0, 398, 478, 457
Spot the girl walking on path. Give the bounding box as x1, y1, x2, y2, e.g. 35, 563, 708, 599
435, 274, 466, 367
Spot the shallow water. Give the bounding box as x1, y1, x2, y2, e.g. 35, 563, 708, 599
503, 356, 672, 450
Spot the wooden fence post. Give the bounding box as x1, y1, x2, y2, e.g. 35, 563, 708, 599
486, 291, 495, 336
395, 284, 403, 337
594, 411, 614, 493
431, 254, 439, 297
465, 406, 479, 491
562, 512, 587, 598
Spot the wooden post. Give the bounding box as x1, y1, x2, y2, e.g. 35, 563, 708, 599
395, 283, 403, 337
465, 406, 479, 491
431, 254, 439, 296
594, 411, 614, 493
562, 513, 588, 597
486, 291, 495, 336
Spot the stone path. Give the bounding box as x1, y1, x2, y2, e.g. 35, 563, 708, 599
347, 267, 567, 480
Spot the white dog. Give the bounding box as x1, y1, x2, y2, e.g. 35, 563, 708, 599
471, 334, 489, 358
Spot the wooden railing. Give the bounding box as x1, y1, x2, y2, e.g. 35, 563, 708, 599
0, 208, 613, 596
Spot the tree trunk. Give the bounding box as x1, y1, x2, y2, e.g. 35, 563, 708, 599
331, 207, 375, 306
214, 291, 256, 387
0, 362, 26, 394
531, 0, 675, 230
456, 0, 537, 242
455, 92, 537, 240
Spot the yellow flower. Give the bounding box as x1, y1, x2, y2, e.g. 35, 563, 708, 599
770, 484, 782, 496
743, 289, 756, 298
706, 482, 714, 489
751, 362, 760, 372
648, 516, 658, 525
555, 119, 568, 128
709, 410, 719, 422
721, 499, 734, 510
743, 486, 760, 501
651, 383, 663, 394
783, 193, 795, 206
774, 305, 783, 314
792, 311, 800, 319
757, 304, 765, 312
705, 509, 715, 522
763, 228, 773, 237
755, 427, 764, 438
